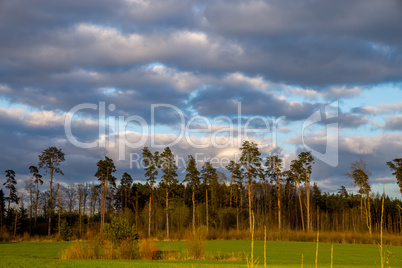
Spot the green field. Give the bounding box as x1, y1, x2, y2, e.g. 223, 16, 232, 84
1, 240, 402, 267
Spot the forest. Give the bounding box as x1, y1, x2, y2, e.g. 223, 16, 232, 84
1, 142, 402, 242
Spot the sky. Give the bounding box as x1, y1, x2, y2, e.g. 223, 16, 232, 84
0, 0, 401, 197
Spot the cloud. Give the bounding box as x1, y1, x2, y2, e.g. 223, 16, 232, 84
290, 86, 363, 100
352, 102, 402, 115
189, 86, 316, 120
0, 0, 401, 195
2, 0, 402, 88
24, 111, 66, 127
383, 115, 402, 130
288, 133, 402, 190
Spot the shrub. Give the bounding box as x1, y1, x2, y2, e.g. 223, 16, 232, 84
103, 217, 138, 245
140, 240, 159, 260
60, 220, 73, 241
61, 217, 140, 260
186, 226, 207, 260
119, 238, 140, 260
187, 239, 206, 260
60, 243, 91, 259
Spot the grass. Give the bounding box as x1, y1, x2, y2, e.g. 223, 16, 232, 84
1, 240, 402, 267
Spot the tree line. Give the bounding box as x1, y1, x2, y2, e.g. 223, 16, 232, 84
0, 142, 402, 239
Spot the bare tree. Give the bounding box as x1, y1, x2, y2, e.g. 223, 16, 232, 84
65, 184, 77, 216
29, 166, 43, 228
24, 179, 36, 234
77, 183, 89, 236
56, 185, 65, 237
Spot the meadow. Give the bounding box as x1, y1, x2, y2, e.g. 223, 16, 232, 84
1, 240, 402, 267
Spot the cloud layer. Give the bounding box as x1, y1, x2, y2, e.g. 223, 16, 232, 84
0, 0, 401, 196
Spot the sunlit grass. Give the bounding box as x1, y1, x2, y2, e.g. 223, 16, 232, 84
1, 240, 402, 267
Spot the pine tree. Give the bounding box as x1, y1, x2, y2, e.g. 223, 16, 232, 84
120, 172, 133, 209
38, 147, 65, 235
298, 151, 314, 231
201, 161, 217, 233
346, 159, 371, 234
285, 159, 305, 232
226, 161, 237, 208
160, 147, 178, 239
142, 147, 159, 237
94, 156, 116, 231
184, 155, 200, 235
239, 141, 263, 233
265, 156, 284, 230
4, 170, 18, 212
387, 158, 402, 197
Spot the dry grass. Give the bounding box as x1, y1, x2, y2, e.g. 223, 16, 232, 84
140, 240, 159, 260
60, 236, 140, 260
205, 227, 402, 246
186, 226, 207, 260
186, 239, 206, 260
161, 246, 181, 260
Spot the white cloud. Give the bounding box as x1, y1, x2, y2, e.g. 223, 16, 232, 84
223, 72, 270, 90
24, 110, 65, 127
0, 106, 25, 120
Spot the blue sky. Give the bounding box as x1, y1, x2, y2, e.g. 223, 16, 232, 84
0, 0, 401, 197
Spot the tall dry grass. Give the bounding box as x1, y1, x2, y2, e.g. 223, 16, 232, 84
205, 227, 402, 246
140, 240, 159, 260
186, 226, 207, 260
60, 236, 140, 260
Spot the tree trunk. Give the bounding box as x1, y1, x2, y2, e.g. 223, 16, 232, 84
166, 188, 169, 240
48, 168, 53, 236
58, 194, 61, 237
100, 173, 104, 231
79, 193, 82, 237
206, 187, 209, 233
306, 169, 310, 232
248, 178, 252, 234
148, 190, 152, 237
135, 193, 138, 229
297, 178, 305, 232
8, 188, 11, 212
236, 188, 239, 233
230, 172, 234, 207
29, 192, 33, 234
276, 165, 281, 230
192, 184, 195, 235
35, 181, 39, 228
365, 193, 372, 235
125, 188, 128, 209
360, 195, 363, 229
14, 209, 18, 237
104, 169, 109, 229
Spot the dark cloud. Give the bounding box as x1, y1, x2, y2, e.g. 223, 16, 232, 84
351, 107, 377, 115
291, 133, 402, 190
0, 0, 401, 194
334, 112, 369, 128
1, 0, 402, 90
384, 115, 402, 131
190, 86, 316, 120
